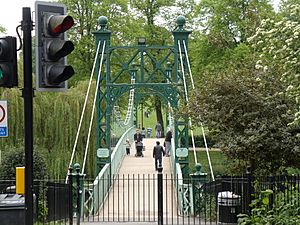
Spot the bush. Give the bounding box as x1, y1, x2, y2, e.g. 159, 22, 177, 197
0, 146, 48, 180
238, 188, 300, 225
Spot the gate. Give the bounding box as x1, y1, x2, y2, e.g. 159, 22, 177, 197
82, 174, 219, 225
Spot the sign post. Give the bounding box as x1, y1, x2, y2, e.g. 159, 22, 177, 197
0, 100, 8, 137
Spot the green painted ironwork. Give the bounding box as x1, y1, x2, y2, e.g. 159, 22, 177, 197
93, 15, 192, 177
84, 126, 136, 215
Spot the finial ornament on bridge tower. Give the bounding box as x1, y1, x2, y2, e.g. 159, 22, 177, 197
176, 15, 186, 30
98, 16, 108, 30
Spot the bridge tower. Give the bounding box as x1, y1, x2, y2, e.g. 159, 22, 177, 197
94, 16, 192, 177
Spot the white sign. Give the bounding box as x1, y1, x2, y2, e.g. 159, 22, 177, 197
97, 148, 109, 158
176, 148, 188, 158
0, 100, 8, 137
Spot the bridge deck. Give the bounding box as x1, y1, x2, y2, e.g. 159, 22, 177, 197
97, 138, 177, 221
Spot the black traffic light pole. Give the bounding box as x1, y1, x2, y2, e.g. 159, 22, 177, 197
158, 167, 163, 225
22, 7, 34, 225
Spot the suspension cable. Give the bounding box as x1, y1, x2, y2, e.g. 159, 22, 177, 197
201, 122, 215, 181
113, 77, 135, 127
81, 41, 106, 174
65, 41, 102, 182
183, 41, 195, 89
124, 78, 135, 126
182, 39, 215, 181
178, 40, 197, 164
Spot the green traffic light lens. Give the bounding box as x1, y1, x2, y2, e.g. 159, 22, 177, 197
0, 65, 8, 85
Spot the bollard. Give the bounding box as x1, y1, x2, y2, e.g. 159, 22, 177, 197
157, 166, 163, 225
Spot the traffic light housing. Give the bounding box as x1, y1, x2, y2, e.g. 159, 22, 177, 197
35, 1, 75, 92
0, 36, 18, 88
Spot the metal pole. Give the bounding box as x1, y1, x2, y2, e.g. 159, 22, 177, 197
22, 7, 34, 225
157, 167, 163, 225
76, 167, 81, 225
246, 166, 253, 215
141, 103, 144, 128
68, 167, 73, 225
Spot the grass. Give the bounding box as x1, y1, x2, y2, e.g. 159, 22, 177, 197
137, 108, 204, 136
188, 150, 229, 178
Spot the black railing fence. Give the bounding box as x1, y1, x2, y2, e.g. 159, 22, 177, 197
0, 174, 299, 225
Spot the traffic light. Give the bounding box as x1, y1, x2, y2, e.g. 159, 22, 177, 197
35, 1, 75, 92
0, 36, 18, 88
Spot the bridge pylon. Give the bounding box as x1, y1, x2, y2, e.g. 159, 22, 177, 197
93, 15, 192, 178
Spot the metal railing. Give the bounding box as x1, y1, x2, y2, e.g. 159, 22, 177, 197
85, 126, 136, 215
0, 174, 299, 224
81, 175, 216, 224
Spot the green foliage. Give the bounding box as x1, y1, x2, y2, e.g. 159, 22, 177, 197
248, 2, 300, 125
238, 188, 300, 225
189, 62, 300, 174
0, 146, 48, 180
0, 80, 97, 178
0, 25, 6, 34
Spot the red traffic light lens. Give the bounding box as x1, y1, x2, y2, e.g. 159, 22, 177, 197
48, 15, 74, 35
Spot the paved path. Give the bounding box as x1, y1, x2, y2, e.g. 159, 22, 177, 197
95, 138, 176, 222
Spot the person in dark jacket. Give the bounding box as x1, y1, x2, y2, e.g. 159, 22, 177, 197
164, 128, 172, 157
134, 129, 143, 143
153, 141, 165, 171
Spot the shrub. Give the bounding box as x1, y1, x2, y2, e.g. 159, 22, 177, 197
0, 146, 48, 180
238, 188, 300, 225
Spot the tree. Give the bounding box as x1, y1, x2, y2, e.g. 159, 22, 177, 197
248, 2, 300, 125
191, 0, 274, 75
188, 53, 300, 174
130, 0, 182, 135
60, 0, 132, 84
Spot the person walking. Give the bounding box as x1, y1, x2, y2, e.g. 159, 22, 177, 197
153, 141, 165, 171
125, 139, 131, 155
141, 127, 146, 139
164, 128, 172, 157
155, 121, 162, 138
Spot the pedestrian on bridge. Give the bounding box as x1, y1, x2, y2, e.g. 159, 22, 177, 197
164, 128, 172, 157
134, 129, 143, 143
125, 139, 131, 155
155, 121, 162, 138
141, 127, 146, 139
153, 141, 165, 171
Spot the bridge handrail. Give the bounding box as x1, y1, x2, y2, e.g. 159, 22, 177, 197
91, 126, 135, 214
111, 126, 135, 175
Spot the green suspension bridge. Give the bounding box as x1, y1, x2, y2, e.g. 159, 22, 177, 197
68, 15, 215, 223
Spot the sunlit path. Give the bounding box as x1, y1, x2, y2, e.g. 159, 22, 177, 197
97, 138, 176, 222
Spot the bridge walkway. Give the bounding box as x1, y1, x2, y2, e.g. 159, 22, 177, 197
97, 138, 176, 222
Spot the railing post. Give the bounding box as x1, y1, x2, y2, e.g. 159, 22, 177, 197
246, 166, 253, 215
74, 164, 81, 225
68, 167, 73, 225
158, 166, 163, 225
190, 163, 207, 215
268, 175, 274, 210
